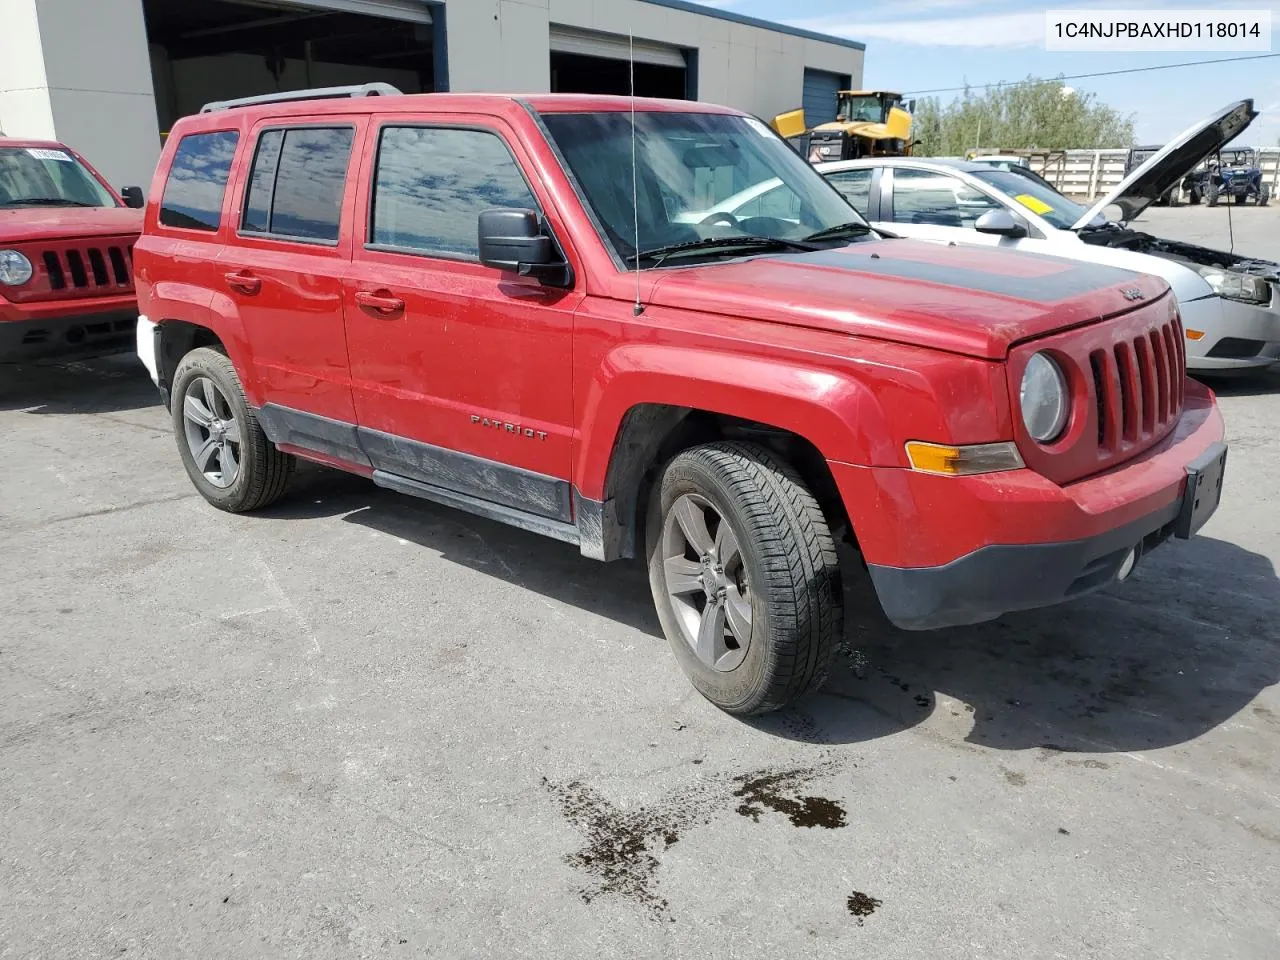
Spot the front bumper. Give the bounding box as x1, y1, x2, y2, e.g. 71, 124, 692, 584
832, 380, 1226, 629
0, 309, 135, 361
1182, 293, 1280, 372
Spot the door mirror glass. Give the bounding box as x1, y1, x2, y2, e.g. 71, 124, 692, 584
477, 209, 570, 286
121, 185, 145, 209
974, 208, 1028, 238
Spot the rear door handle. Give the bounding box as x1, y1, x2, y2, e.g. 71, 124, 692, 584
224, 271, 261, 295
354, 289, 405, 316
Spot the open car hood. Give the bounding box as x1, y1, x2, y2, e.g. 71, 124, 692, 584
1072, 99, 1258, 230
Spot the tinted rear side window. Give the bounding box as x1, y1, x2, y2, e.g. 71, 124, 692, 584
159, 131, 239, 231
369, 127, 536, 258
241, 126, 353, 242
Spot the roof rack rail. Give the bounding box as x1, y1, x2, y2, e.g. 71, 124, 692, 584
200, 82, 403, 114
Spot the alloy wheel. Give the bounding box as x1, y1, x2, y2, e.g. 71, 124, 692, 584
182, 376, 242, 489
661, 493, 753, 671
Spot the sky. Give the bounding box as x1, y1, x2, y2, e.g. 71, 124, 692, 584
691, 0, 1280, 147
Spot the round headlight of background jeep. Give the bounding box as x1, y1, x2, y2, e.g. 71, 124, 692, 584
1020, 352, 1069, 443
0, 249, 33, 286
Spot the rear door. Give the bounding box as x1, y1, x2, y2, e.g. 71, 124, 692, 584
822, 166, 877, 220
342, 113, 582, 522
221, 117, 365, 437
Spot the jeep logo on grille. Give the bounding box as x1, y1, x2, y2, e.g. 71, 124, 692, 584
1121, 287, 1145, 301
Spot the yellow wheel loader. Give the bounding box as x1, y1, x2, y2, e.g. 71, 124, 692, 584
772, 91, 915, 163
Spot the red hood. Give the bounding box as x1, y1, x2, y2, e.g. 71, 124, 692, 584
0, 206, 143, 244
648, 239, 1168, 360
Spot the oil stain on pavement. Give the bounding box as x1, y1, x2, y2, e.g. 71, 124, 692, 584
543, 761, 848, 920
846, 890, 882, 925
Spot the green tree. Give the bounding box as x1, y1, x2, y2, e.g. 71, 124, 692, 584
913, 77, 1135, 156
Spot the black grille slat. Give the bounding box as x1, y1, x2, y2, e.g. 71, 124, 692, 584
108, 247, 129, 284
87, 248, 110, 286
65, 250, 88, 288
42, 252, 66, 290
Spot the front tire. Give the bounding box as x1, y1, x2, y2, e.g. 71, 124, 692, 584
171, 347, 294, 512
646, 442, 842, 715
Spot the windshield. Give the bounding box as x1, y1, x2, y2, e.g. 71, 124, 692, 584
972, 168, 1093, 230
540, 111, 867, 266
838, 96, 888, 123
0, 146, 117, 208
1218, 149, 1255, 167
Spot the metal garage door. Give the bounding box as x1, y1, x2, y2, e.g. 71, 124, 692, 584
803, 68, 847, 126
259, 0, 432, 22
549, 25, 686, 68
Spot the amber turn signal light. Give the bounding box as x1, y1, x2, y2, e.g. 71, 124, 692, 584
905, 441, 1025, 477
1185, 329, 1206, 341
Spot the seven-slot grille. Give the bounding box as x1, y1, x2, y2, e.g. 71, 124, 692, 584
3, 237, 136, 303
1088, 313, 1185, 453
41, 242, 134, 294
1008, 295, 1185, 486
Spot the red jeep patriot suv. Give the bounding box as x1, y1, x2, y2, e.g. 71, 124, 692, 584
134, 86, 1227, 715
0, 136, 145, 360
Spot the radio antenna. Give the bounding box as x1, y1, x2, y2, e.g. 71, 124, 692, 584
629, 29, 644, 316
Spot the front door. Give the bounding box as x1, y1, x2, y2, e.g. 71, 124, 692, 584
343, 117, 582, 522
880, 167, 1010, 247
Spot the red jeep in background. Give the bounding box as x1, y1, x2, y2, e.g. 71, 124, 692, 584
134, 87, 1227, 715
0, 137, 145, 361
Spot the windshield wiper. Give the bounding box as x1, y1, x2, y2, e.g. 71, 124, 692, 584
3, 197, 95, 207
633, 234, 819, 267
802, 221, 874, 242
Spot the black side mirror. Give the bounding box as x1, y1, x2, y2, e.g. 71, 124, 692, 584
974, 209, 1028, 238
121, 186, 145, 209
478, 209, 571, 286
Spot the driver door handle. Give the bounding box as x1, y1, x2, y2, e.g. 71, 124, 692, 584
354, 289, 405, 316
224, 271, 261, 295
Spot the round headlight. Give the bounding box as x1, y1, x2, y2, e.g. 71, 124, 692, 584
1020, 352, 1069, 443
0, 249, 34, 287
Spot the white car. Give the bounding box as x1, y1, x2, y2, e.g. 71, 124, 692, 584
814, 100, 1280, 372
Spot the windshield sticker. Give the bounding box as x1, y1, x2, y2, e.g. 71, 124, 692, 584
743, 117, 776, 139
26, 148, 73, 162
1014, 193, 1053, 216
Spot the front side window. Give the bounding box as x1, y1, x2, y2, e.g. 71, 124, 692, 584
241, 126, 353, 242
824, 168, 873, 216
0, 146, 117, 209
160, 131, 239, 231
890, 168, 1000, 228
540, 110, 866, 265
369, 126, 537, 258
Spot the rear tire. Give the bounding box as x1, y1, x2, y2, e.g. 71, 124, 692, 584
646, 441, 842, 715
171, 347, 294, 513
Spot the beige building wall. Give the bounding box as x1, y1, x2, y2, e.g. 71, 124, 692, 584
1, 0, 862, 191
439, 0, 864, 123
0, 0, 161, 190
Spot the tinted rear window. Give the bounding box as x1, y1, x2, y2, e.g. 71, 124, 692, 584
242, 126, 354, 242
159, 131, 239, 231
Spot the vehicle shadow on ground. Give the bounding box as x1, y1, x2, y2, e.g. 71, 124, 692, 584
267, 466, 1279, 755
762, 534, 1280, 752
0, 355, 159, 414
1193, 368, 1280, 398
